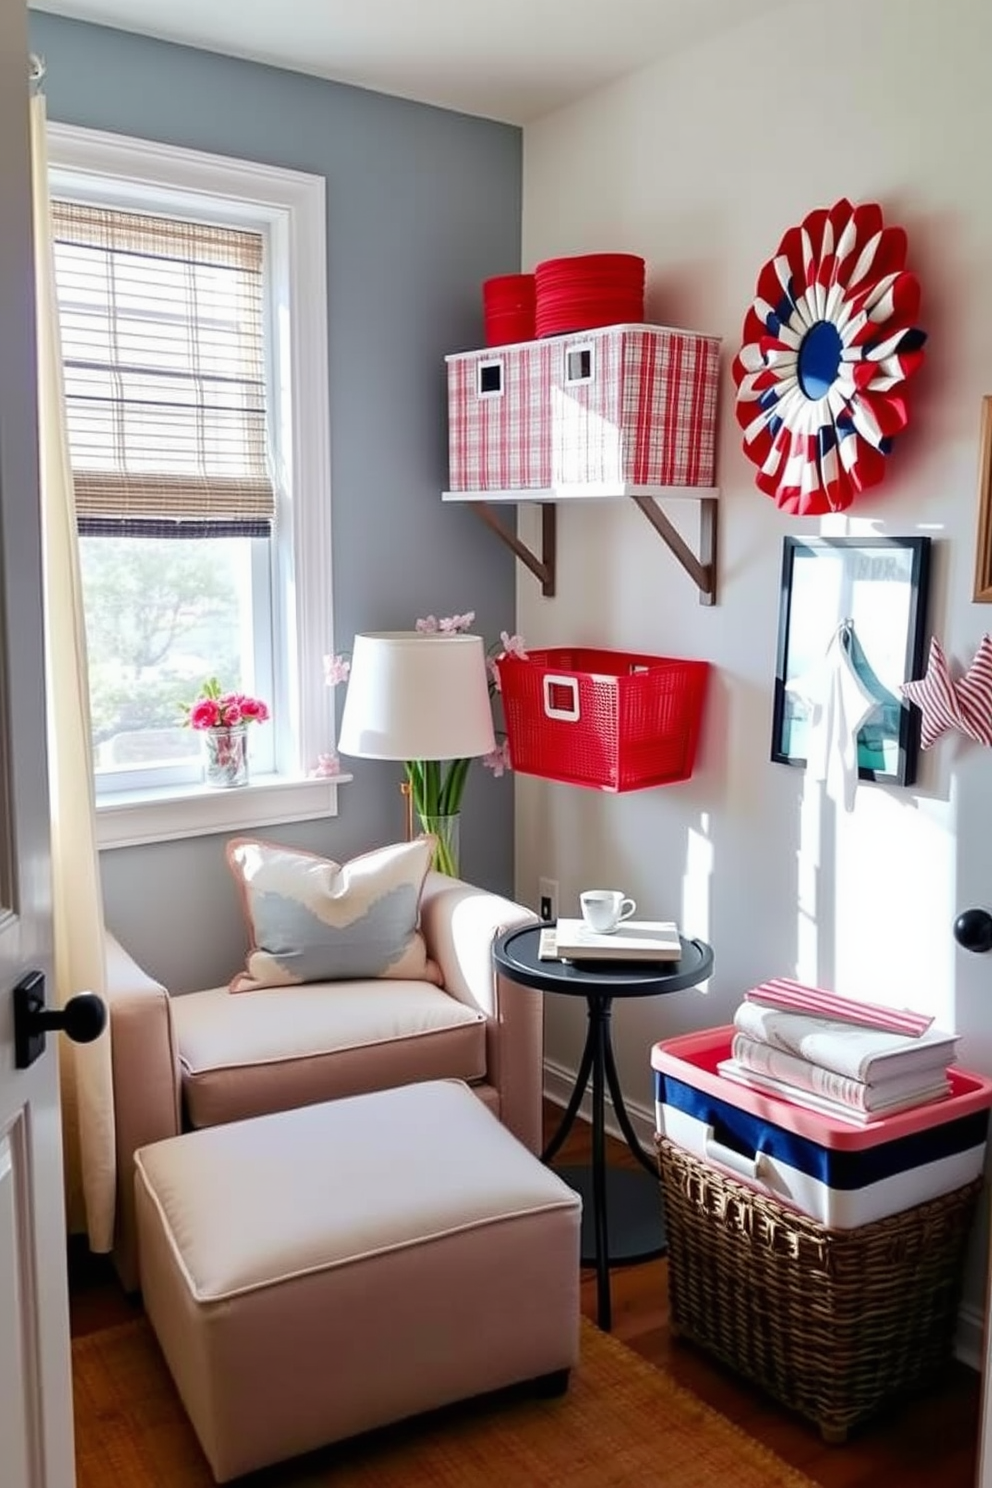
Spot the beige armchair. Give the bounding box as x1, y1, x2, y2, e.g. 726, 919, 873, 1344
104, 870, 540, 1291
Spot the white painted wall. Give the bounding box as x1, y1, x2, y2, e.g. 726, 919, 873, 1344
521, 0, 992, 1325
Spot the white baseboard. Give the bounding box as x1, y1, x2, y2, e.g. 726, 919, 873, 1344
542, 1056, 981, 1373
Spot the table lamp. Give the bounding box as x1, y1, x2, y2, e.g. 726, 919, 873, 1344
337, 631, 497, 840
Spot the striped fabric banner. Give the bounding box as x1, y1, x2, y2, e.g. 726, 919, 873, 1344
901, 634, 992, 749
744, 976, 934, 1037
954, 633, 992, 745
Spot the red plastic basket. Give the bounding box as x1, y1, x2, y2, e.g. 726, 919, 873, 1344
496, 647, 710, 791
483, 273, 536, 345
534, 253, 645, 338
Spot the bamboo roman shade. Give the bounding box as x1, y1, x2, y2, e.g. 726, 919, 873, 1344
51, 200, 274, 537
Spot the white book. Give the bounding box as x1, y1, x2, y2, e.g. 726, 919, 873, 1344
730, 1034, 953, 1112
546, 918, 682, 962
732, 1001, 959, 1083
717, 1059, 952, 1126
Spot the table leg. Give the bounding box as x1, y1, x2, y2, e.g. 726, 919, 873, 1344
603, 1021, 659, 1178
589, 996, 611, 1331
541, 1021, 595, 1166
548, 993, 666, 1332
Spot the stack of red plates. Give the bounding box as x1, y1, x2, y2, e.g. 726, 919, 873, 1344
534, 253, 645, 338
483, 273, 536, 346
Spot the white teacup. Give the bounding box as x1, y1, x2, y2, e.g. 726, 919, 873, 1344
580, 889, 637, 934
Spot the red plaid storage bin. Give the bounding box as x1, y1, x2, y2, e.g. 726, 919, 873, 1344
446, 323, 721, 494
496, 647, 710, 792
449, 322, 722, 491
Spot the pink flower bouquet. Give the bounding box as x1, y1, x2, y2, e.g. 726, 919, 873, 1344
182, 677, 270, 731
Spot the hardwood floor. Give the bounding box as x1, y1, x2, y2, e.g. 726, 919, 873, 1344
68, 1104, 984, 1488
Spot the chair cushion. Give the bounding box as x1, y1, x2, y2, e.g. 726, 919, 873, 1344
171, 979, 486, 1129
225, 836, 442, 992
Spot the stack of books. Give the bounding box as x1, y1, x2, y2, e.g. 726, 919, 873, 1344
539, 919, 682, 963
717, 978, 959, 1125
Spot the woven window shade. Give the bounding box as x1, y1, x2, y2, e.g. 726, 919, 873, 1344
51, 200, 274, 535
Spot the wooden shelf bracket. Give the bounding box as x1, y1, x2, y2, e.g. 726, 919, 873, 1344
452, 488, 717, 603
472, 501, 557, 597
632, 493, 718, 606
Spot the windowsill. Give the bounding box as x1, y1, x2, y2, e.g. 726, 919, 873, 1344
95, 771, 354, 849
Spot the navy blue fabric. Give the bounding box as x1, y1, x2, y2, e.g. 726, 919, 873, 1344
78, 517, 272, 539
655, 1071, 988, 1190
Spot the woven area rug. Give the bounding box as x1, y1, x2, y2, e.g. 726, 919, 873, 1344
73, 1316, 817, 1487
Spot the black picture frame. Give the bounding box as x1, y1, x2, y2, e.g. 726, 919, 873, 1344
771, 535, 931, 788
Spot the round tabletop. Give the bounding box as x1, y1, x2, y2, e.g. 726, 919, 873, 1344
494, 923, 714, 1000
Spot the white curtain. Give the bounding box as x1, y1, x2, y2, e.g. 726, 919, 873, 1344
30, 93, 116, 1252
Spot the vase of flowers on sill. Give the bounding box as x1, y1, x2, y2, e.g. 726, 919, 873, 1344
182, 678, 270, 789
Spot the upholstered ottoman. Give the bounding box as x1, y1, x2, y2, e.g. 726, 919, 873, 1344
133, 1078, 582, 1482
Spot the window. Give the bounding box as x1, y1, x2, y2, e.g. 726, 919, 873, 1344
564, 345, 594, 385
46, 123, 344, 846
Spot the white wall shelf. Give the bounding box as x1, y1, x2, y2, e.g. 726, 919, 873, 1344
442, 485, 720, 605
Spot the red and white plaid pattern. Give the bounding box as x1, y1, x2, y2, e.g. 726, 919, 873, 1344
900, 634, 992, 749
447, 342, 551, 491
447, 325, 720, 493
620, 328, 720, 486
745, 977, 935, 1037
552, 327, 623, 485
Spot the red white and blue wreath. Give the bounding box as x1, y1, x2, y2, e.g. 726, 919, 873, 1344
731, 198, 926, 515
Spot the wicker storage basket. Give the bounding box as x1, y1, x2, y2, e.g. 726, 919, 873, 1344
656, 1136, 981, 1443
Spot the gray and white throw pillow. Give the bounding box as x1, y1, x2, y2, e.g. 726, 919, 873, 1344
226, 836, 442, 992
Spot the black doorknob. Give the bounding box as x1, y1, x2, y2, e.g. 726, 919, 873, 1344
953, 908, 992, 955
13, 971, 107, 1069
39, 991, 107, 1042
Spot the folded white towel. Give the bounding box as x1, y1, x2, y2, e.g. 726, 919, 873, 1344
732, 1001, 959, 1084
731, 1033, 952, 1112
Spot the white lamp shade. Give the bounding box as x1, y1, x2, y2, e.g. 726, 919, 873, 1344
337, 631, 497, 761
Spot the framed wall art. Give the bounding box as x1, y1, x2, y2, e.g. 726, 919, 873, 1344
771, 535, 931, 787
974, 395, 992, 603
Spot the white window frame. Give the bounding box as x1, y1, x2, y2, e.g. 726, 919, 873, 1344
46, 122, 350, 848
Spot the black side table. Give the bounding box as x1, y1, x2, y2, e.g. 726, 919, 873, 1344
493, 923, 714, 1331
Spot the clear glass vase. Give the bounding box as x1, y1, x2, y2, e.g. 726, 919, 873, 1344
417, 812, 460, 879
202, 724, 249, 788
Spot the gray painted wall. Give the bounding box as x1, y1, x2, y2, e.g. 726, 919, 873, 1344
30, 12, 522, 993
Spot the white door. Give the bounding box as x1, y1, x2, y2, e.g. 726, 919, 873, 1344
0, 5, 76, 1487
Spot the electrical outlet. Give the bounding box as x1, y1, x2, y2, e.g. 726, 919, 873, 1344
538, 876, 558, 923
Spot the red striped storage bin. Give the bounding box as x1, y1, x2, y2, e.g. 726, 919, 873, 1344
496, 647, 710, 792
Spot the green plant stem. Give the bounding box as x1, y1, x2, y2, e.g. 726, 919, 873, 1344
439, 756, 471, 815
430, 833, 458, 878
405, 756, 471, 822
405, 758, 463, 877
